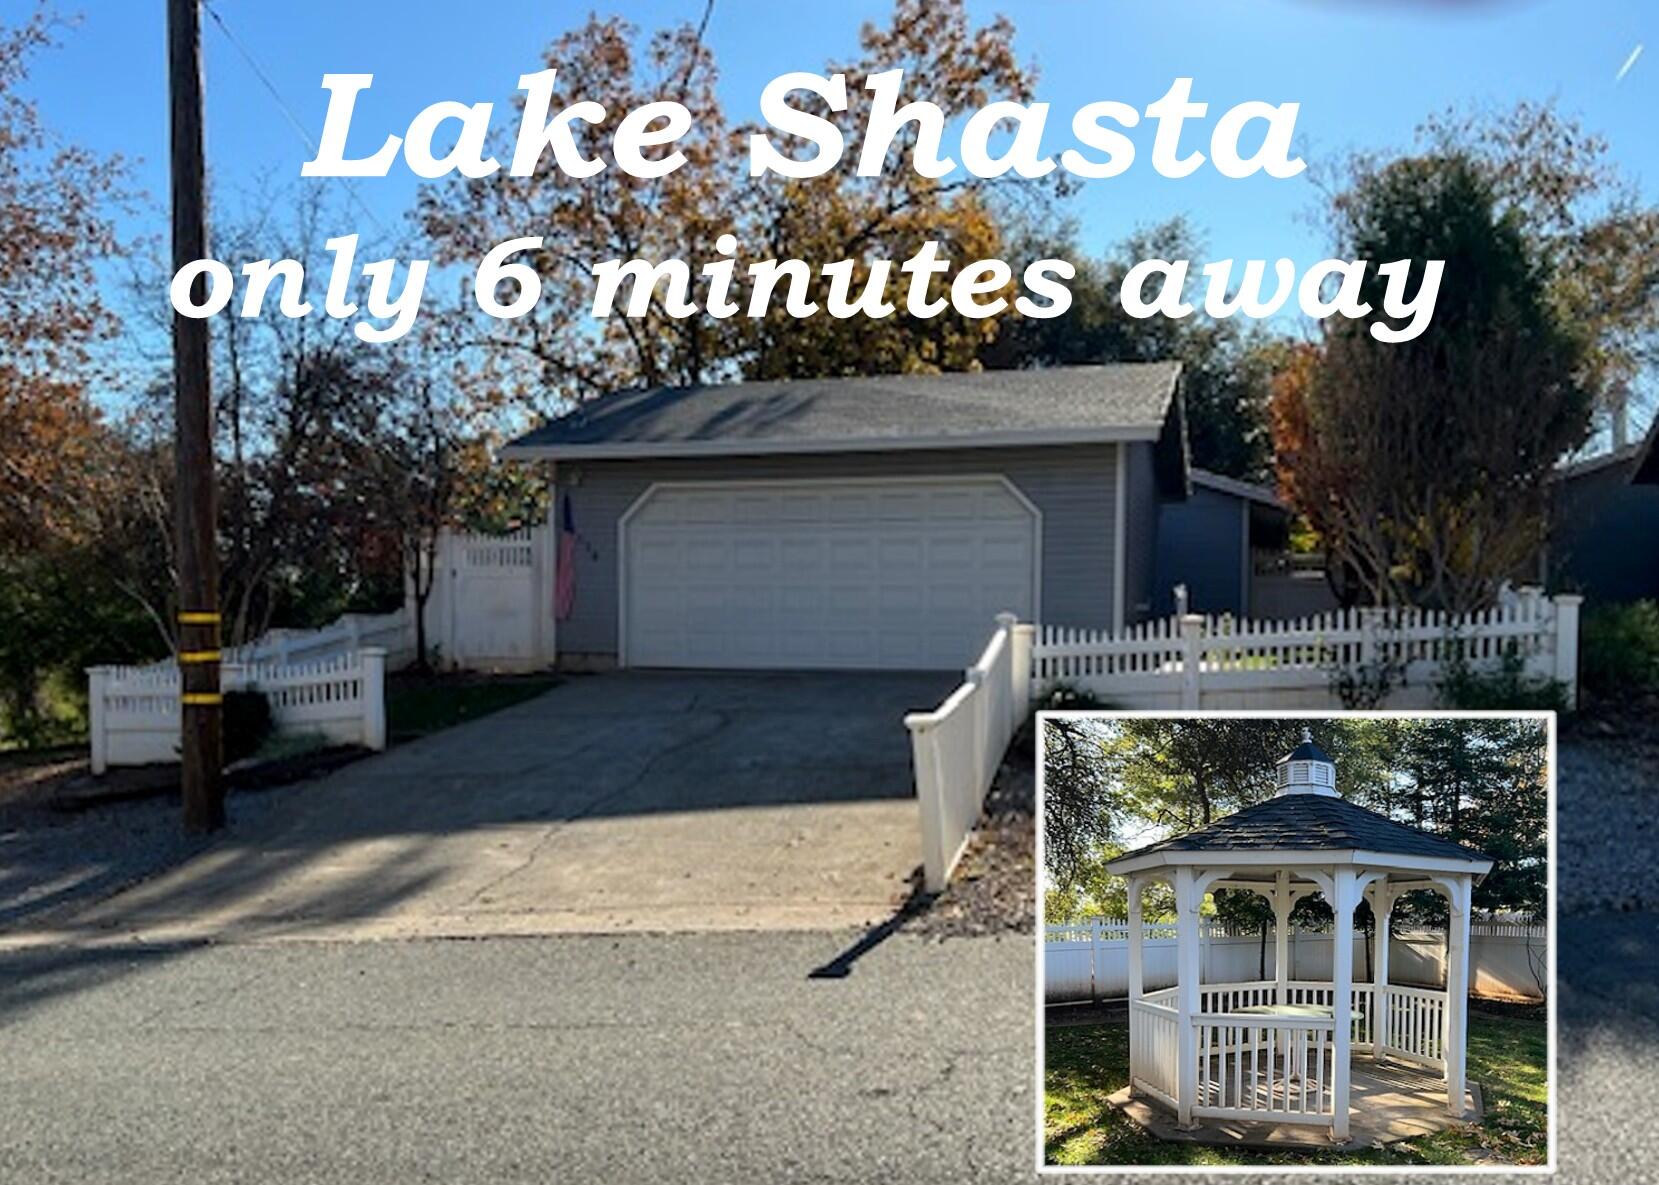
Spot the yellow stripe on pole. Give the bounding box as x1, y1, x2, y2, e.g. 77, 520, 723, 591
177, 611, 221, 625
180, 692, 223, 706
178, 650, 221, 663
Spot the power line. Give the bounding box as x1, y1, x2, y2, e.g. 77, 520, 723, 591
200, 0, 391, 237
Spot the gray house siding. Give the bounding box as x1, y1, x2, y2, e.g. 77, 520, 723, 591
1154, 484, 1247, 616
1121, 442, 1161, 625
552, 443, 1122, 663
1549, 455, 1659, 602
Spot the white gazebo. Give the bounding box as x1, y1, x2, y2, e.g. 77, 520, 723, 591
1106, 731, 1493, 1143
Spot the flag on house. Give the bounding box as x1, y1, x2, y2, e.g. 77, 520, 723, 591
555, 492, 578, 621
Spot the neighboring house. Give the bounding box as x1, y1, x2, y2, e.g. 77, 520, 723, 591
1152, 469, 1304, 618
1542, 416, 1659, 604
503, 364, 1187, 671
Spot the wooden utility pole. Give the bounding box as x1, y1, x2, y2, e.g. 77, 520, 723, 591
167, 0, 225, 832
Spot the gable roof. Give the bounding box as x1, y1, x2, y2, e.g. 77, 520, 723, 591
1106, 793, 1492, 871
502, 362, 1184, 462
1191, 468, 1285, 510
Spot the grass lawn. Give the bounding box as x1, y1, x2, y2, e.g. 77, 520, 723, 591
1044, 1002, 1548, 1167
386, 671, 561, 743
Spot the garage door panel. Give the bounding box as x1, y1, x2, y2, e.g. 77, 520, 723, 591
625, 479, 1037, 670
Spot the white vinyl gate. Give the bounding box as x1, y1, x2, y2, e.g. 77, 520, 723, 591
620, 478, 1039, 670
420, 529, 556, 671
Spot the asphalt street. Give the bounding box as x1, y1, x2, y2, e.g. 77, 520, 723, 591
0, 914, 1653, 1184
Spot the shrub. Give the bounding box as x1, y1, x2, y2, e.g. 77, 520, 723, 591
1580, 600, 1659, 699
1436, 647, 1570, 712
222, 689, 275, 765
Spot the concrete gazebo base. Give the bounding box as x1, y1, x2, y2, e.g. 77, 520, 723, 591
1110, 1065, 1483, 1153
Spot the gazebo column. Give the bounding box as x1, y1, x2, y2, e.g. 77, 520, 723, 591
1329, 868, 1359, 1141
1126, 874, 1146, 1004
1271, 870, 1292, 1005
1174, 867, 1202, 1129
1443, 874, 1474, 1118
1367, 882, 1397, 1062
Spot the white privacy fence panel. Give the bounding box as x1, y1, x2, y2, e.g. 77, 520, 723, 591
906, 614, 1032, 891
1031, 590, 1581, 710
1045, 921, 1546, 1004
88, 650, 388, 773
418, 527, 555, 672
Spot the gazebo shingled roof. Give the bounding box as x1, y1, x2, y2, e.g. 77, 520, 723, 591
1113, 795, 1493, 867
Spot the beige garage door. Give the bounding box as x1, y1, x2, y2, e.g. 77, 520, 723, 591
622, 478, 1038, 669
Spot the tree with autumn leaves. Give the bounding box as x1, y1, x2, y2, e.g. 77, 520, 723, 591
0, 8, 126, 555
0, 8, 166, 740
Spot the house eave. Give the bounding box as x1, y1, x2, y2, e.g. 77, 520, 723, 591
501, 424, 1164, 463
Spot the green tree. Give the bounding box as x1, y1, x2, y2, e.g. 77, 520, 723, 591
990, 217, 1283, 480
1273, 154, 1592, 611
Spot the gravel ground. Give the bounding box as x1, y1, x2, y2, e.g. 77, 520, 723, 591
0, 773, 308, 933
1557, 731, 1659, 914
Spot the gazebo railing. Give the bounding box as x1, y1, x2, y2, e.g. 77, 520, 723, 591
1129, 988, 1180, 1109
1129, 978, 1453, 1128
1194, 1013, 1336, 1125
1378, 984, 1448, 1070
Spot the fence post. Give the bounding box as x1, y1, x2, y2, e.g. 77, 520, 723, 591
1552, 594, 1582, 708
361, 647, 388, 751
1179, 614, 1205, 709
999, 612, 1033, 725
87, 667, 111, 775
1359, 606, 1380, 669
906, 714, 949, 892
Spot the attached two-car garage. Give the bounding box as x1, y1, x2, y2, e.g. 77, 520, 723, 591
621, 478, 1038, 670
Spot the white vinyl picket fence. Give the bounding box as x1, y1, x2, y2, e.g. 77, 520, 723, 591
905, 613, 1032, 891
909, 595, 1579, 893
1032, 589, 1581, 711
226, 609, 415, 668
87, 650, 388, 774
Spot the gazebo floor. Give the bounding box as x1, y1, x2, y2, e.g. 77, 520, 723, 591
1110, 1059, 1483, 1152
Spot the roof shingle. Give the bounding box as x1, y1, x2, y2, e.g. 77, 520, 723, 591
503, 362, 1182, 457
1111, 794, 1492, 867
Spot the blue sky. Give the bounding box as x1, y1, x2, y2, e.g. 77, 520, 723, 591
22, 0, 1658, 417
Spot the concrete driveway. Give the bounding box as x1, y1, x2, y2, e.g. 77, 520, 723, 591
13, 671, 956, 945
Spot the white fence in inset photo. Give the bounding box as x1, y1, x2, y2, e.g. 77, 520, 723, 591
1045, 919, 1547, 1004
88, 649, 388, 773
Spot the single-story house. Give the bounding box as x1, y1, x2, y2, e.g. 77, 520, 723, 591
1151, 468, 1295, 618
503, 363, 1188, 671
1542, 416, 1659, 603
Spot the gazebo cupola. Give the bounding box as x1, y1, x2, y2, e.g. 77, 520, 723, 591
1276, 728, 1337, 796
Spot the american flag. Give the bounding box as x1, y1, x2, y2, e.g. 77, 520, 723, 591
555, 492, 578, 621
